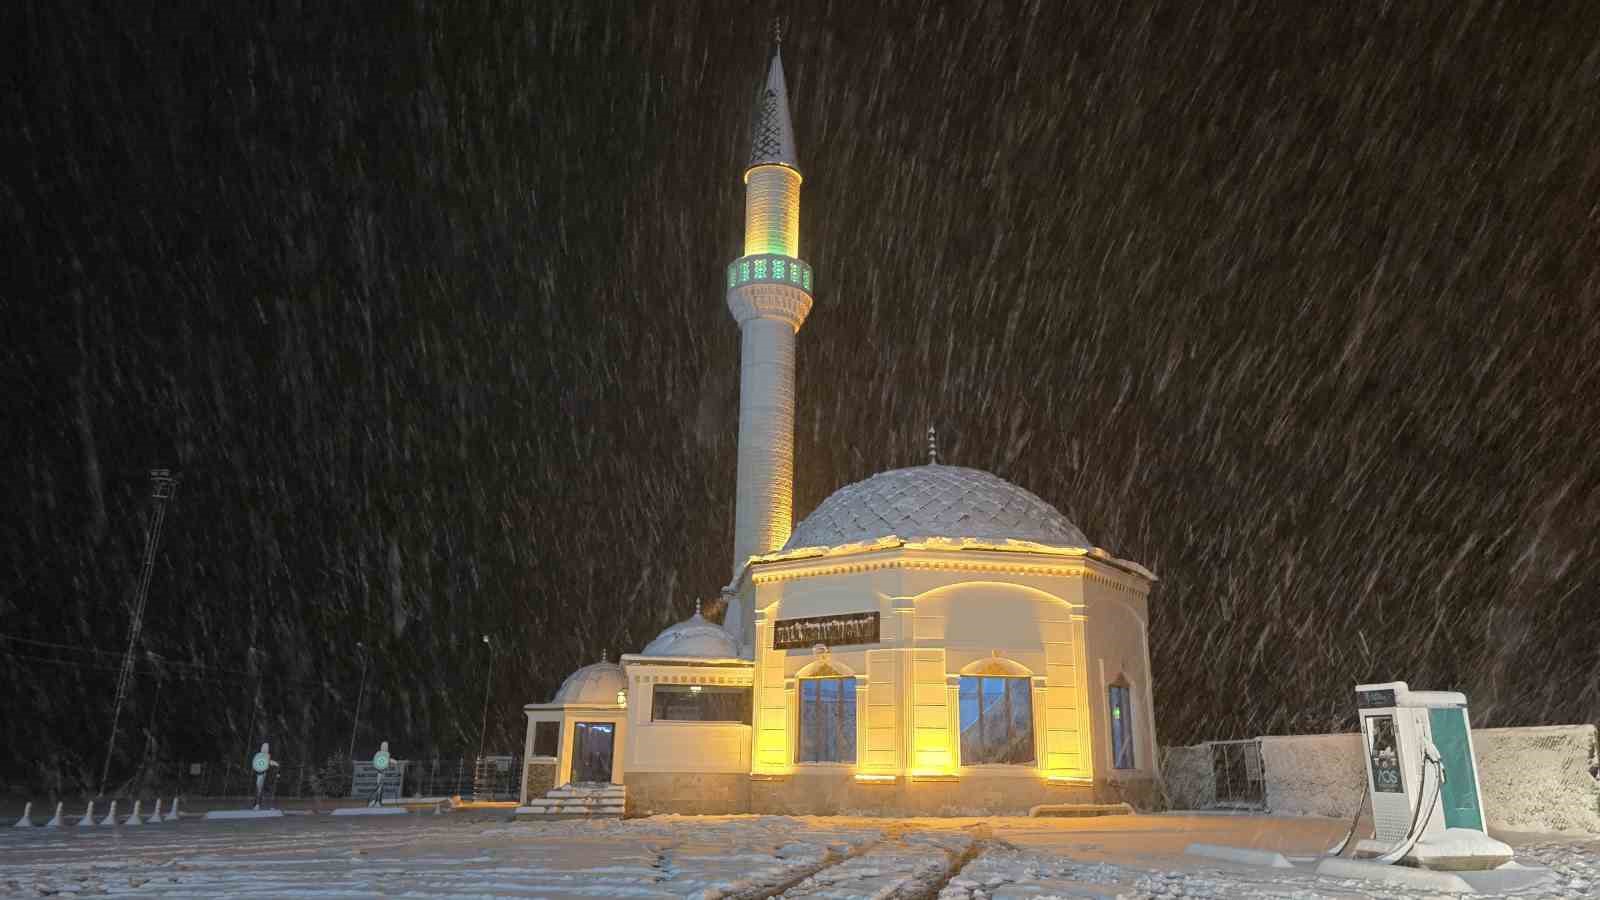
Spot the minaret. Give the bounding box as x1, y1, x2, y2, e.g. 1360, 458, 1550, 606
726, 31, 813, 579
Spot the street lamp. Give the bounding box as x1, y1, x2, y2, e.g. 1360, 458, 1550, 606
477, 635, 496, 760
347, 642, 368, 762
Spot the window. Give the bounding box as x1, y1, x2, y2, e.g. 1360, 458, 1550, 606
1109, 680, 1136, 769
651, 685, 751, 723
532, 721, 559, 758
798, 677, 856, 763
959, 676, 1035, 765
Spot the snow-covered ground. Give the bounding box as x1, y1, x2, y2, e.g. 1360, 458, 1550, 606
0, 811, 1594, 898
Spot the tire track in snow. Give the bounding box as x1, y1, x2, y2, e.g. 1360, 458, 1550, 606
774, 827, 982, 899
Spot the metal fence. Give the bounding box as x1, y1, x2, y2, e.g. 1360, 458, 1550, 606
93, 755, 521, 802
1209, 739, 1266, 809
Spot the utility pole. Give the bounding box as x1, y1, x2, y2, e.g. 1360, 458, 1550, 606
99, 468, 178, 797
347, 642, 368, 761
477, 635, 496, 760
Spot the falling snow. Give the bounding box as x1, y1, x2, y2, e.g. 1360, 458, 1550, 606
4, 2, 1598, 790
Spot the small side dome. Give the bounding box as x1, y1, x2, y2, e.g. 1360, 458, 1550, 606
642, 608, 740, 658
552, 660, 625, 705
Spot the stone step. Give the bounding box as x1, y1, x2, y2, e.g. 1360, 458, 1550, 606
523, 799, 625, 811
546, 788, 625, 799
516, 803, 624, 817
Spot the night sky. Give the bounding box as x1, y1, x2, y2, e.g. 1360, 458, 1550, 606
6, 1, 1599, 793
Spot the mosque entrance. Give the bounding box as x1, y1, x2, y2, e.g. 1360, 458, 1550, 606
571, 722, 615, 784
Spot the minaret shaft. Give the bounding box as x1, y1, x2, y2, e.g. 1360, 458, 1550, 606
727, 46, 811, 580
733, 318, 797, 570
743, 166, 801, 258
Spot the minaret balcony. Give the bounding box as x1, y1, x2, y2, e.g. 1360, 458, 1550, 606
727, 254, 813, 296
726, 254, 814, 330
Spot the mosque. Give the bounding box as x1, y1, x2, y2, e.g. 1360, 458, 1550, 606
519, 38, 1159, 817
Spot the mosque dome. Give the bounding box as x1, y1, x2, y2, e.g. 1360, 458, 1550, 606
552, 659, 625, 705
642, 608, 740, 658
782, 464, 1090, 552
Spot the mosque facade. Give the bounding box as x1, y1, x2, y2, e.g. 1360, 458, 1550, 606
521, 39, 1159, 817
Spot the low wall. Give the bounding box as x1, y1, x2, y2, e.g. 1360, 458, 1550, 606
748, 771, 1141, 817
625, 772, 750, 817
1160, 744, 1215, 810
1258, 733, 1365, 819
1163, 724, 1600, 835
521, 759, 556, 804
1473, 726, 1600, 835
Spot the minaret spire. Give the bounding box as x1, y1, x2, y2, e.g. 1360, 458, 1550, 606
726, 27, 814, 591
747, 33, 799, 179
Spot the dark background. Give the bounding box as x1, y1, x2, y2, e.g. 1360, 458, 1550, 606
5, 0, 1598, 794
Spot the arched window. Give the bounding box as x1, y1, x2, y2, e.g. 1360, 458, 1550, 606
798, 677, 856, 762
797, 653, 856, 763
1108, 676, 1136, 770
958, 656, 1035, 765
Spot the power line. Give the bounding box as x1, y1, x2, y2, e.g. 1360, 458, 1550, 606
0, 643, 356, 690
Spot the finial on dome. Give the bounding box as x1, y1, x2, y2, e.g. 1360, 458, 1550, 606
694, 598, 703, 617
771, 16, 782, 47
601, 648, 608, 664
927, 426, 939, 465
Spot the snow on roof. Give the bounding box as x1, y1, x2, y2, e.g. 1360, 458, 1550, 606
551, 660, 625, 706
640, 610, 740, 659
783, 464, 1090, 552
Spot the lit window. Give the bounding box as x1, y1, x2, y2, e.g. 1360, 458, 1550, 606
802, 268, 811, 290
1109, 680, 1136, 769
651, 685, 751, 723
754, 258, 768, 279
799, 677, 856, 763
773, 259, 786, 280
958, 676, 1034, 765
739, 262, 750, 283
790, 264, 801, 284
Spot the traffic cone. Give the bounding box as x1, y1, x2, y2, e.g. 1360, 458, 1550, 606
12, 802, 32, 827
46, 802, 64, 827
100, 800, 118, 826
168, 797, 180, 821
78, 801, 95, 828
126, 799, 143, 826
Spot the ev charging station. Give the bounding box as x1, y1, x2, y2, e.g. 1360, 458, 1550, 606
1188, 680, 1543, 892
1352, 681, 1513, 870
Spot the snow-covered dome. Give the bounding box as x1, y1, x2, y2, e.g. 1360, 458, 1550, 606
783, 464, 1089, 551
552, 659, 625, 705
642, 609, 739, 658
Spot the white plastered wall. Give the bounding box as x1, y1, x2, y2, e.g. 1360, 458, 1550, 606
623, 660, 753, 775
743, 548, 1151, 782
1081, 575, 1158, 787
520, 704, 627, 790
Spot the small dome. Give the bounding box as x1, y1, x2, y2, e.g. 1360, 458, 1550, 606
552, 660, 625, 705
642, 611, 739, 658
784, 464, 1089, 551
